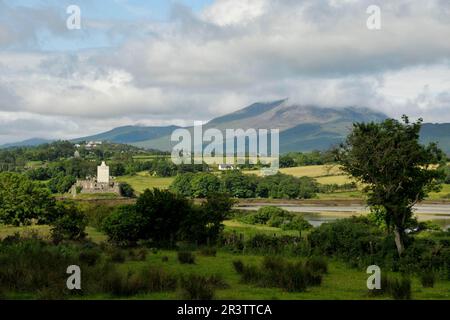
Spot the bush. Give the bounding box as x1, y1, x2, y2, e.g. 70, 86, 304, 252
282, 216, 313, 232
388, 276, 412, 300
50, 201, 87, 241
119, 182, 135, 198
305, 256, 328, 274
102, 205, 147, 245
179, 275, 215, 300
199, 247, 217, 257
233, 256, 326, 292
103, 267, 177, 297
79, 249, 101, 266
128, 248, 147, 261
232, 260, 245, 274
419, 271, 435, 288
368, 273, 412, 300
308, 217, 384, 264
178, 251, 196, 264
108, 247, 126, 263
83, 204, 112, 229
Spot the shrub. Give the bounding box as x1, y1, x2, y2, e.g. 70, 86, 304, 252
388, 276, 412, 300
279, 263, 308, 292
119, 182, 135, 198
234, 256, 326, 292
178, 251, 196, 264
282, 216, 313, 232
308, 217, 384, 264
180, 275, 215, 300
305, 256, 328, 274
267, 209, 294, 228
232, 260, 245, 274
128, 248, 147, 261
102, 205, 147, 245
102, 267, 177, 297
108, 247, 126, 263
199, 247, 217, 257
83, 204, 112, 230
79, 249, 101, 266
162, 256, 169, 263
419, 271, 435, 288
50, 201, 87, 241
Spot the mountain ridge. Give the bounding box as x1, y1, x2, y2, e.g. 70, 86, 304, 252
2, 101, 449, 153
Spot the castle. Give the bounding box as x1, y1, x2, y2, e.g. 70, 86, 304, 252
71, 161, 121, 196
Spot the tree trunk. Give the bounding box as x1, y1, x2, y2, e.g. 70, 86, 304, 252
393, 227, 405, 256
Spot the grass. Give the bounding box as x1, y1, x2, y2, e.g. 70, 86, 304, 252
427, 184, 450, 200
116, 171, 174, 193
279, 165, 343, 178
224, 220, 300, 238
0, 225, 107, 243
106, 250, 450, 300
1, 222, 449, 300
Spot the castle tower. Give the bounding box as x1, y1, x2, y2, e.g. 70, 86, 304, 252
97, 161, 110, 184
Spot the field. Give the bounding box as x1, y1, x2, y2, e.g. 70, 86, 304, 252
116, 171, 174, 193
1, 222, 449, 300
115, 165, 449, 200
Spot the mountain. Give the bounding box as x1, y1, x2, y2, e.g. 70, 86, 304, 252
420, 123, 450, 154
0, 138, 53, 149
73, 125, 181, 144
3, 100, 449, 153
131, 100, 390, 152
130, 100, 450, 153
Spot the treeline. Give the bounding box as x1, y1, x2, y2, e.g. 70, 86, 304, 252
102, 190, 234, 247
108, 159, 209, 177
280, 150, 335, 168
170, 171, 320, 199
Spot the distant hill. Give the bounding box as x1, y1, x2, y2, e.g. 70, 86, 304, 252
131, 101, 450, 154
131, 100, 390, 152
73, 125, 181, 144
2, 101, 449, 154
0, 138, 53, 149
420, 123, 450, 154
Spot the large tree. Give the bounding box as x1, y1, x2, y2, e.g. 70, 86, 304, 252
0, 172, 56, 226
336, 116, 444, 255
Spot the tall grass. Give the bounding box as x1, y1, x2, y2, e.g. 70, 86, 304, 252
232, 256, 327, 292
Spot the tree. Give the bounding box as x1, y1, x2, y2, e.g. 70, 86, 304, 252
336, 116, 444, 255
169, 173, 195, 197
136, 188, 191, 246
180, 193, 234, 244
119, 182, 135, 198
102, 205, 147, 245
0, 172, 56, 226
190, 173, 221, 198
221, 171, 257, 198
50, 201, 87, 241
48, 173, 76, 194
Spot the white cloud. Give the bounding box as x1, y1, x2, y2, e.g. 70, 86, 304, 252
0, 0, 449, 143
201, 0, 269, 26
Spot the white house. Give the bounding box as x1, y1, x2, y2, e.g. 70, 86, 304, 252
218, 164, 235, 171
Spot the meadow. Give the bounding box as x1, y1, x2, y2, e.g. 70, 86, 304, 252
116, 171, 174, 193
1, 221, 449, 300
110, 165, 449, 200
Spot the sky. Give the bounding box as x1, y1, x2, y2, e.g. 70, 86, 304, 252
0, 0, 449, 143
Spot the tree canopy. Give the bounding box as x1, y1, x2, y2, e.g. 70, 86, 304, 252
336, 116, 444, 255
